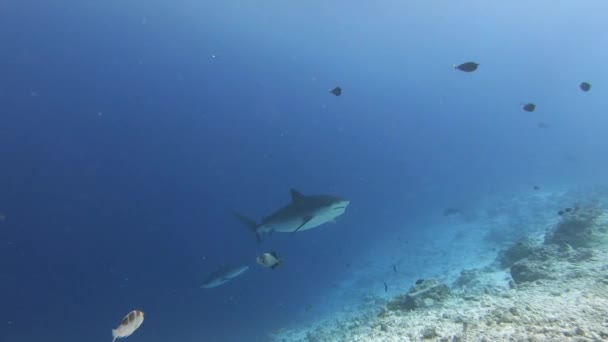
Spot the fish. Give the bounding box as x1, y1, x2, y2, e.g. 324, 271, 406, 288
392, 264, 397, 273
200, 265, 250, 289
533, 185, 540, 190
537, 122, 549, 129
257, 252, 282, 269
112, 310, 144, 342
454, 62, 479, 72
383, 282, 388, 292
330, 86, 342, 96
522, 103, 536, 112
234, 189, 350, 242
580, 82, 591, 92
443, 208, 461, 217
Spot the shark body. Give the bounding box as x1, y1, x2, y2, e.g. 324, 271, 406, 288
235, 189, 350, 242
200, 265, 249, 289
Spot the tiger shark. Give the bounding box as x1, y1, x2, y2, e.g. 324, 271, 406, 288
200, 265, 250, 289
234, 188, 350, 242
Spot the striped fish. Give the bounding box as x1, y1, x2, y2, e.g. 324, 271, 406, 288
112, 310, 144, 342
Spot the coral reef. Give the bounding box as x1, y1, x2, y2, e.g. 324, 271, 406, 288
496, 236, 539, 268
545, 205, 608, 248
272, 202, 608, 342
384, 279, 451, 312
510, 258, 554, 284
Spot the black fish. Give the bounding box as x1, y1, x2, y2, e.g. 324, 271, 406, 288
383, 282, 388, 292
393, 264, 397, 273
580, 82, 591, 92
558, 210, 565, 216
522, 103, 536, 112
443, 208, 461, 216
565, 207, 573, 213
454, 62, 479, 72
330, 87, 342, 96
533, 185, 540, 190
415, 278, 424, 285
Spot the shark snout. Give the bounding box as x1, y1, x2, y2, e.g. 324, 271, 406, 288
332, 200, 350, 210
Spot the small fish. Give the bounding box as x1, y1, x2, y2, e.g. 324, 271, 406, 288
454, 62, 479, 72
522, 103, 536, 112
558, 210, 565, 216
112, 310, 144, 342
415, 279, 424, 285
330, 86, 342, 96
383, 282, 388, 292
564, 207, 573, 213
392, 264, 397, 273
443, 208, 461, 216
533, 185, 540, 190
537, 122, 549, 129
256, 252, 282, 269
579, 82, 591, 92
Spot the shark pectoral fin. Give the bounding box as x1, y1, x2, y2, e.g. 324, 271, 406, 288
293, 215, 313, 234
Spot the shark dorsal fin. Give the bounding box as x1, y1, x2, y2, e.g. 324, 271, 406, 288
290, 188, 305, 202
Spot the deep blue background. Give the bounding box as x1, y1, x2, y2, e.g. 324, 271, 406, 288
0, 1, 606, 341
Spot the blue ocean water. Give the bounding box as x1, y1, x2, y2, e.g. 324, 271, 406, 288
0, 1, 607, 341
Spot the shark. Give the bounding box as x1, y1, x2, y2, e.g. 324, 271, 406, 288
234, 188, 350, 242
200, 265, 250, 289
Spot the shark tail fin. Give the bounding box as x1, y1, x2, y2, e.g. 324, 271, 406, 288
233, 212, 262, 243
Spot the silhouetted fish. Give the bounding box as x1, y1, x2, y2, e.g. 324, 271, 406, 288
533, 185, 540, 190
443, 208, 461, 216
580, 82, 591, 92
330, 86, 342, 96
393, 264, 397, 273
383, 282, 388, 292
522, 103, 536, 112
454, 62, 479, 72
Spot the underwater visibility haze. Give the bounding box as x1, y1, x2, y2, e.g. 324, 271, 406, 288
1, 1, 608, 341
